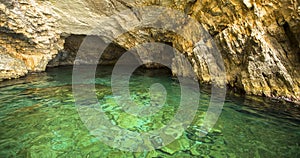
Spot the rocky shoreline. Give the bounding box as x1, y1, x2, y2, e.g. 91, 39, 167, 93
0, 0, 299, 102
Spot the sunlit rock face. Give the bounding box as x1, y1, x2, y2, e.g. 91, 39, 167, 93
0, 0, 299, 102
0, 52, 27, 81
0, 0, 64, 77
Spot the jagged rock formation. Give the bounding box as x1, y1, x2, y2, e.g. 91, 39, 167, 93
0, 0, 63, 80
0, 0, 299, 102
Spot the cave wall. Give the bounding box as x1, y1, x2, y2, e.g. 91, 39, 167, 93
0, 0, 63, 80
0, 0, 299, 102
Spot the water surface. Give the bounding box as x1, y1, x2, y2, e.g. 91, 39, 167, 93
0, 66, 299, 157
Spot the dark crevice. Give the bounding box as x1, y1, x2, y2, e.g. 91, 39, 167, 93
0, 27, 16, 34
184, 0, 197, 15
0, 27, 35, 44
262, 72, 273, 90
115, 0, 132, 9
227, 83, 246, 95
283, 22, 300, 62
211, 25, 229, 37
132, 65, 172, 76
0, 0, 15, 9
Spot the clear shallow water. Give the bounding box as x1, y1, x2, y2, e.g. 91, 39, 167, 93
0, 66, 299, 157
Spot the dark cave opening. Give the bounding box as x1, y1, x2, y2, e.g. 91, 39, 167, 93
47, 34, 127, 67
47, 34, 176, 70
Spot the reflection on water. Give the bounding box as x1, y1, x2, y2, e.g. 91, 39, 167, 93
0, 66, 299, 157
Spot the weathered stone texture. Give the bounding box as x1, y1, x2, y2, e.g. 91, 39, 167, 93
0, 0, 63, 77
1, 0, 299, 102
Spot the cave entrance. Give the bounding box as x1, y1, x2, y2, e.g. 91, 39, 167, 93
47, 34, 175, 77
47, 34, 127, 67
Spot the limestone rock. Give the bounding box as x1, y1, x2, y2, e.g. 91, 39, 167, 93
0, 0, 63, 80
0, 51, 28, 81
1, 0, 300, 102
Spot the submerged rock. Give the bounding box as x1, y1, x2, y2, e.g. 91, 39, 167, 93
160, 136, 191, 155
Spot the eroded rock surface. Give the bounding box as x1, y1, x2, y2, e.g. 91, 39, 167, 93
0, 0, 300, 102
0, 50, 27, 81
0, 0, 63, 76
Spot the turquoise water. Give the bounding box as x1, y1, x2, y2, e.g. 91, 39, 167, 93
0, 66, 299, 157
